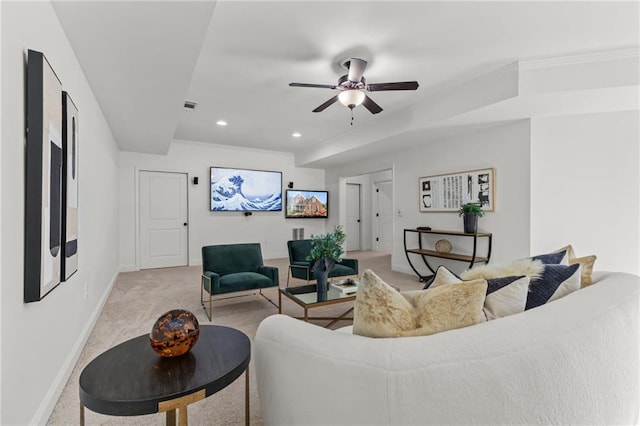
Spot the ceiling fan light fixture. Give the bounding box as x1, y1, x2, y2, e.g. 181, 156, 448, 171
338, 89, 365, 109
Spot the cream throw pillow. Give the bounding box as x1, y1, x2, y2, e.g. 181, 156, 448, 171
571, 255, 596, 287
353, 269, 487, 338
555, 244, 597, 287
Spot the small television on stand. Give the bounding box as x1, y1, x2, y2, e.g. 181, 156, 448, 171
285, 189, 328, 219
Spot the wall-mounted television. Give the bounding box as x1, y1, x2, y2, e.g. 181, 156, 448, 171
210, 167, 282, 211
285, 189, 329, 218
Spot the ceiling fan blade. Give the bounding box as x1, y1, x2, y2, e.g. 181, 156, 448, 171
312, 96, 339, 113
362, 95, 383, 114
367, 81, 419, 91
347, 58, 368, 83
289, 82, 338, 89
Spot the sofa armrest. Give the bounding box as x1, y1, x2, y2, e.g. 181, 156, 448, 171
257, 265, 279, 286
339, 258, 358, 273
202, 271, 221, 294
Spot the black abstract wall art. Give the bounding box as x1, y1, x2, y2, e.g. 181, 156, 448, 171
62, 91, 79, 280
25, 49, 64, 302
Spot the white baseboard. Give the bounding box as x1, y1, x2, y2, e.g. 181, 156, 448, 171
119, 264, 137, 272
31, 269, 119, 425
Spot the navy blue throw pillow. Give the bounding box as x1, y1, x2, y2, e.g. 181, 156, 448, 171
530, 250, 567, 265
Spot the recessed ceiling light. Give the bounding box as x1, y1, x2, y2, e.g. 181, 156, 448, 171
292, 132, 302, 138
216, 120, 227, 126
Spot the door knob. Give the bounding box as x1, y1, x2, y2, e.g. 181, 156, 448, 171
183, 223, 188, 226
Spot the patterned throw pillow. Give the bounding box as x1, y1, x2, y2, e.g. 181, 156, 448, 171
525, 263, 582, 310
421, 275, 436, 289
353, 269, 487, 338
431, 266, 529, 320
483, 275, 530, 320
423, 265, 461, 289
530, 249, 569, 265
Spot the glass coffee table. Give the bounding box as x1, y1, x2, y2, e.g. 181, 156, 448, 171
279, 280, 359, 328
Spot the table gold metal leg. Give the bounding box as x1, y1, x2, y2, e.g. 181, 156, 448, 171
178, 406, 188, 426
325, 306, 355, 328
80, 402, 85, 426
159, 390, 204, 426
166, 409, 176, 426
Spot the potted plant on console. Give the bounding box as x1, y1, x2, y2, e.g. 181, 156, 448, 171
459, 202, 484, 233
308, 225, 346, 298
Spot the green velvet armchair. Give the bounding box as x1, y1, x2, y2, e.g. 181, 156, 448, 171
201, 243, 278, 320
286, 239, 359, 286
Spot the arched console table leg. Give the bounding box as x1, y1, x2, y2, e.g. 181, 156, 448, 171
404, 231, 431, 281
403, 229, 493, 282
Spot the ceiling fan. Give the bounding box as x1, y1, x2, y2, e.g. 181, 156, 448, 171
289, 58, 419, 115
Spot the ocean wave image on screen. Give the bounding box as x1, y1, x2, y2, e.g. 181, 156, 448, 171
211, 168, 282, 211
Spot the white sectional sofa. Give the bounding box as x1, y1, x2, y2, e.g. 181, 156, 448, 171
254, 271, 639, 425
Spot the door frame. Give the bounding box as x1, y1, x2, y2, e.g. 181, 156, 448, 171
374, 180, 393, 251
135, 168, 191, 271
346, 182, 362, 251
338, 166, 395, 254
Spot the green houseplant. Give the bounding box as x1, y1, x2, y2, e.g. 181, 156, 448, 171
458, 203, 484, 233
307, 225, 346, 294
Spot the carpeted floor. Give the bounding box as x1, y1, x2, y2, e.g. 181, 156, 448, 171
48, 251, 422, 425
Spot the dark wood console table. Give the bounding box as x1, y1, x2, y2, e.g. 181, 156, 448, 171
79, 325, 251, 426
404, 229, 492, 282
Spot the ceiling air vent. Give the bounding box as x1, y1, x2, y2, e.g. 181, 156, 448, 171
183, 100, 198, 110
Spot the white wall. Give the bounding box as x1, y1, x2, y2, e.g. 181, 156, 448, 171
119, 140, 326, 270
326, 120, 532, 277
0, 2, 121, 424
326, 111, 640, 280
531, 111, 640, 274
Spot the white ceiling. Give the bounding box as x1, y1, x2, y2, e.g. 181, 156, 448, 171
52, 1, 639, 166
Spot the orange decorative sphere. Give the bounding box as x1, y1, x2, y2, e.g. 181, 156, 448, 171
149, 309, 200, 357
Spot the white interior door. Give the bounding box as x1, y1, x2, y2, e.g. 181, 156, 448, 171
375, 181, 393, 251
346, 183, 361, 251
139, 171, 188, 269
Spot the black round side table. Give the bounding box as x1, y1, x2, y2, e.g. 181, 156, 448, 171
79, 325, 251, 426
